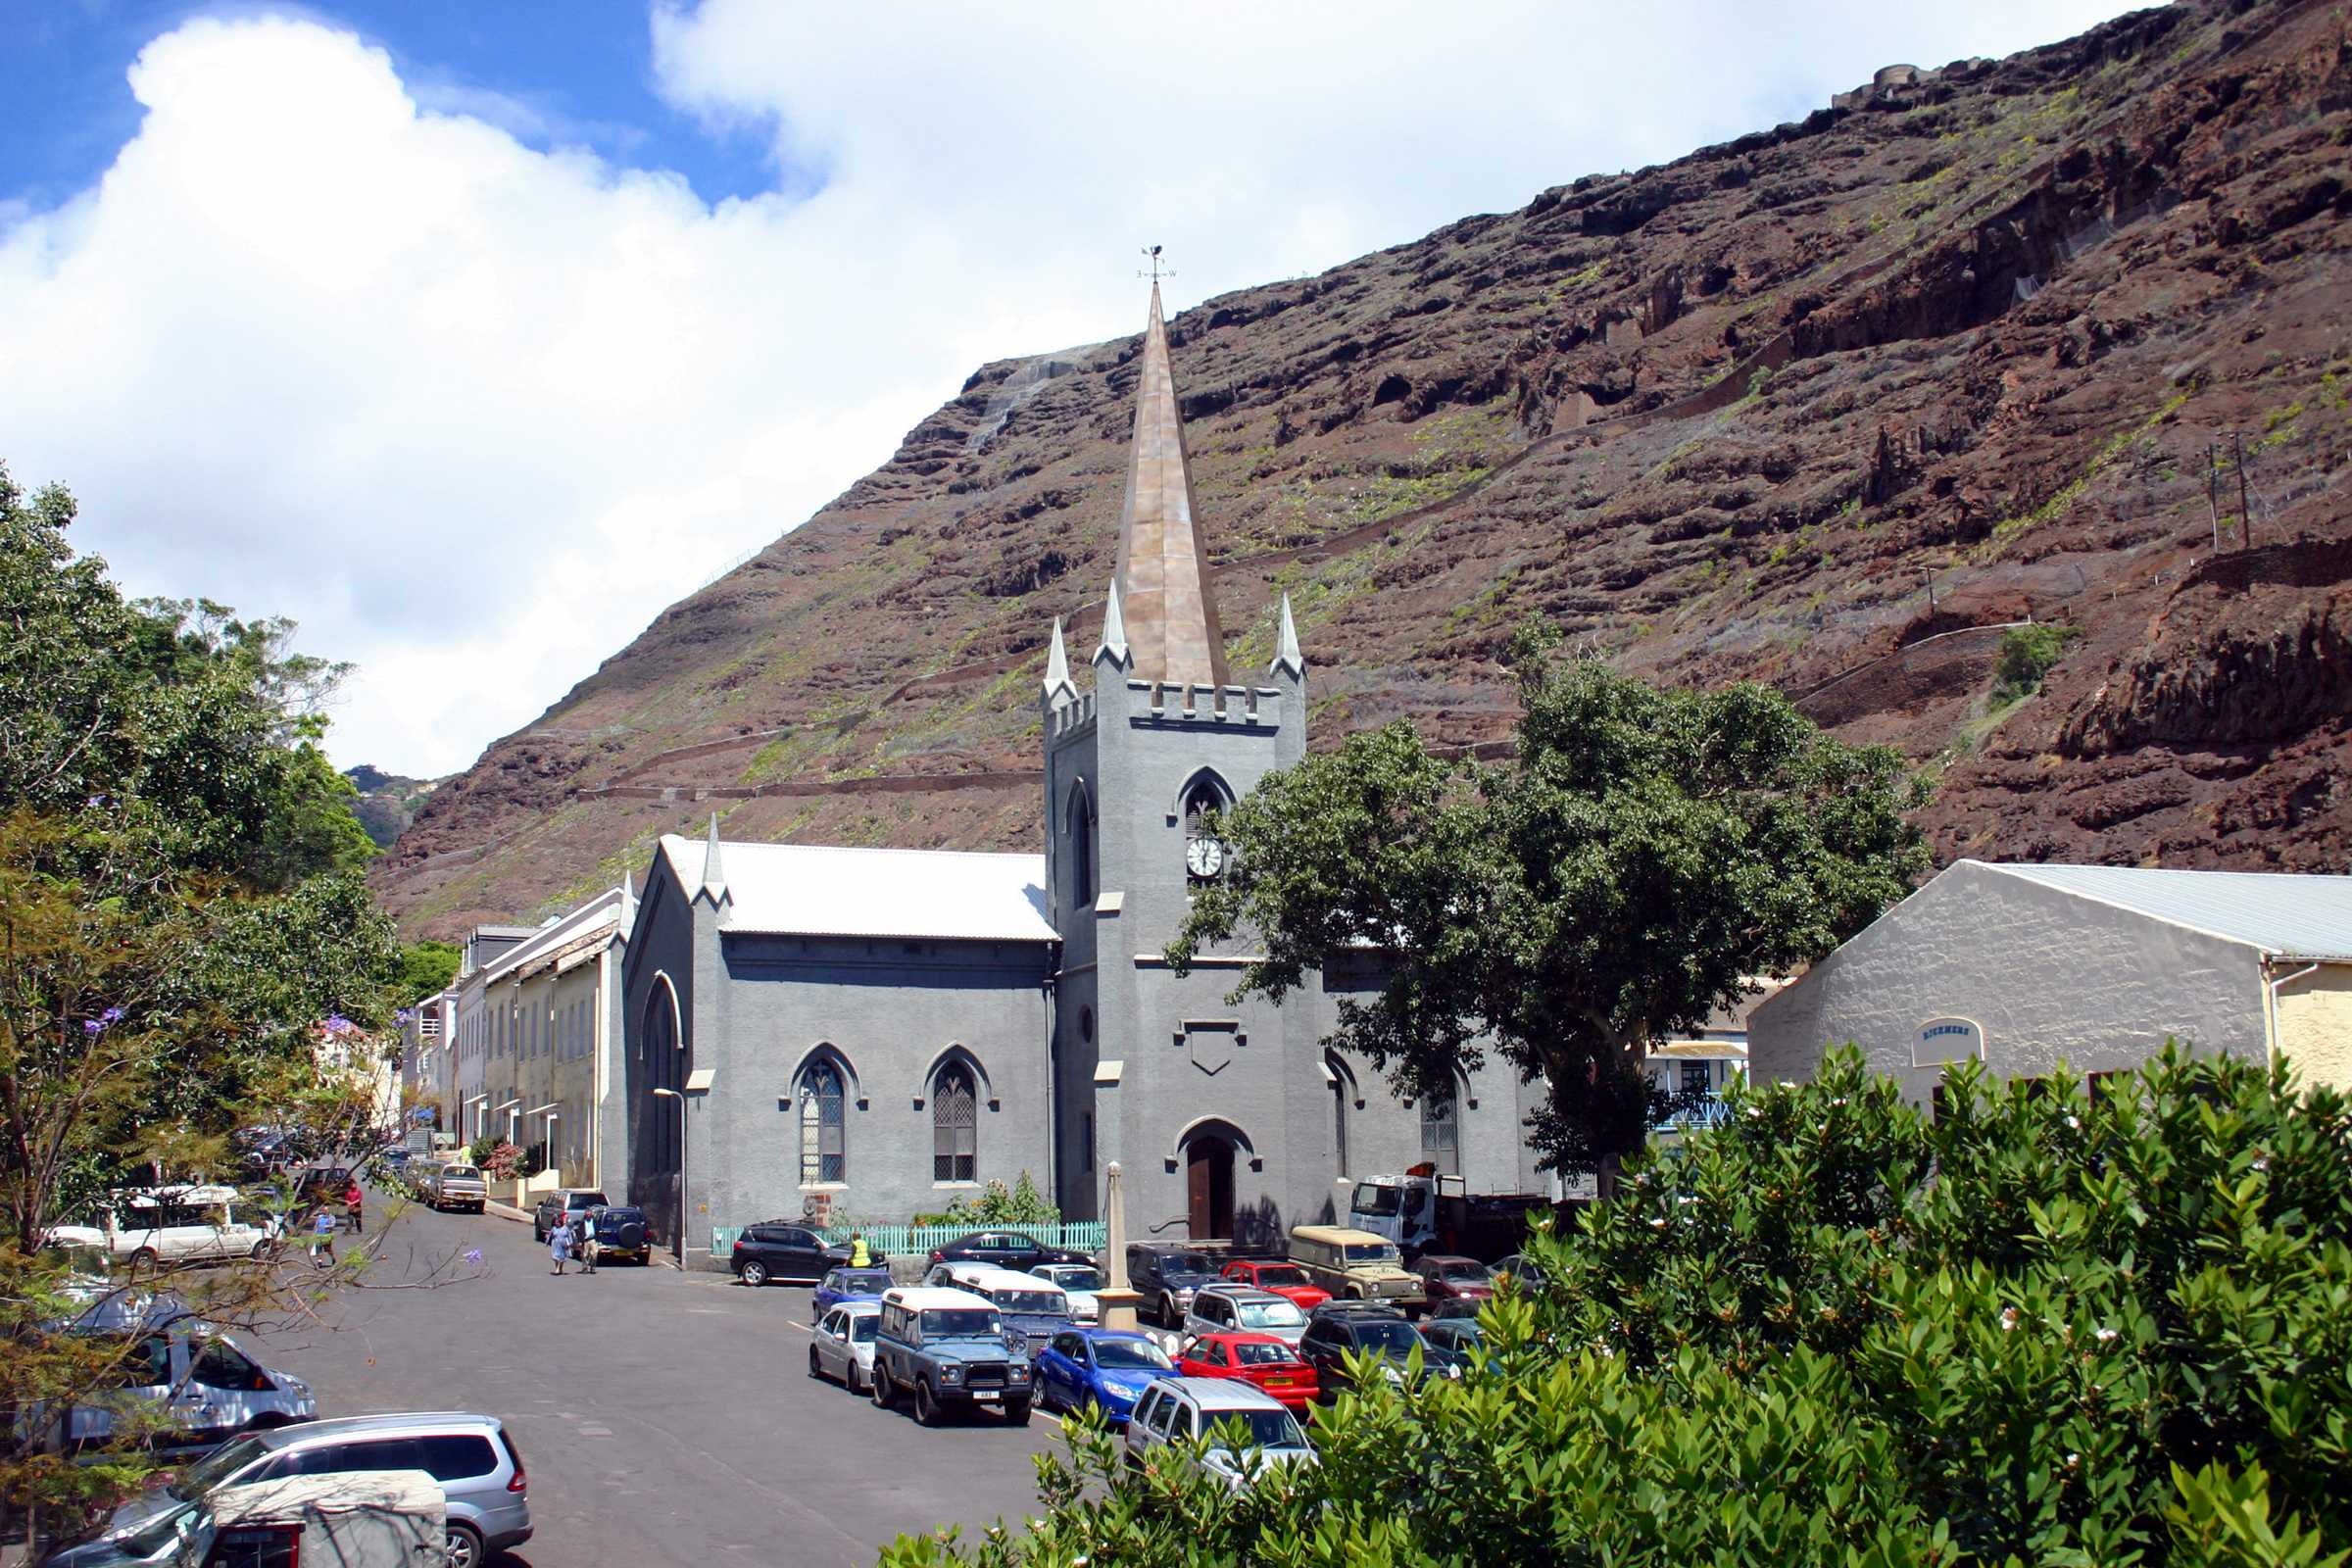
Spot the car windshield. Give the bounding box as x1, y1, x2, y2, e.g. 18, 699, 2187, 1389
116, 1499, 200, 1556
920, 1309, 1002, 1338
841, 1269, 892, 1291
1251, 1265, 1312, 1288
442, 1167, 478, 1181
1233, 1341, 1300, 1366
1355, 1321, 1424, 1356
1342, 1243, 1400, 1264
1095, 1340, 1172, 1371
1350, 1183, 1401, 1216
992, 1291, 1064, 1315
1159, 1251, 1218, 1275
1043, 1266, 1102, 1291
568, 1193, 608, 1208
1205, 1410, 1307, 1451
1439, 1263, 1492, 1283
169, 1436, 268, 1499
1235, 1299, 1304, 1329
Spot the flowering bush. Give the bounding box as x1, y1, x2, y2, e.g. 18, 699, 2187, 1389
479, 1141, 522, 1182
885, 1047, 2352, 1567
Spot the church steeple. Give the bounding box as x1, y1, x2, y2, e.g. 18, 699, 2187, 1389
1041, 616, 1076, 708
1109, 281, 1227, 690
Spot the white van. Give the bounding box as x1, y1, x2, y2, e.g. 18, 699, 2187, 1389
65, 1311, 317, 1447
49, 1188, 276, 1270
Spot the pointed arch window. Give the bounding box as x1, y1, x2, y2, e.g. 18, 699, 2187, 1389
1182, 773, 1231, 882
932, 1061, 978, 1183
1418, 1083, 1460, 1177
800, 1061, 847, 1185
1065, 785, 1094, 908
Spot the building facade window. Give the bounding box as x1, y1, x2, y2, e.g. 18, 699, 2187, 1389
1332, 1077, 1349, 1177
801, 1061, 847, 1185
1418, 1085, 1460, 1176
931, 1062, 977, 1183
1065, 787, 1094, 907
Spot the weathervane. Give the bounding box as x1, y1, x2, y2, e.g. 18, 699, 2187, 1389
1139, 244, 1174, 283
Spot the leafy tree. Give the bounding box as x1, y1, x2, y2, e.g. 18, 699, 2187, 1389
391, 941, 462, 1002
1172, 625, 1929, 1176
884, 1049, 2352, 1567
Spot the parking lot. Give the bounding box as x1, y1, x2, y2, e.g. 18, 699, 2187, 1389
246, 1195, 1060, 1566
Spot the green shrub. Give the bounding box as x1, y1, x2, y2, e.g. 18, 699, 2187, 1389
1993, 622, 2081, 700
912, 1171, 1059, 1230
884, 1048, 2352, 1567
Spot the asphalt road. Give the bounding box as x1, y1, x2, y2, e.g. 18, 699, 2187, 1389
246, 1195, 1059, 1567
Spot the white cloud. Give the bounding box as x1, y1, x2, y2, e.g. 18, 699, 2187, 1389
0, 2, 2138, 774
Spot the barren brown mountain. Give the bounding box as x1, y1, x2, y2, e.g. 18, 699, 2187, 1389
376, 0, 2352, 941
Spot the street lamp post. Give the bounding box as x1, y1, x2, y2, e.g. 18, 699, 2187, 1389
652, 1087, 686, 1263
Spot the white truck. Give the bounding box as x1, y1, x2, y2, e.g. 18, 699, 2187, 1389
1347, 1171, 1553, 1261
46, 1187, 278, 1270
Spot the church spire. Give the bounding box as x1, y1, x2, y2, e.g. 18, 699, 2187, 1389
1041, 616, 1076, 707
1269, 593, 1304, 682
1109, 280, 1227, 689
1095, 580, 1132, 671
698, 812, 731, 908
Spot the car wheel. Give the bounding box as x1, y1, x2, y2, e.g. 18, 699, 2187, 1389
1004, 1398, 1032, 1427
913, 1380, 945, 1427
1158, 1294, 1179, 1327
534, 1222, 545, 1242
129, 1248, 159, 1272
847, 1362, 865, 1396
444, 1522, 484, 1568
249, 1240, 270, 1260
871, 1367, 898, 1410
739, 1259, 770, 1288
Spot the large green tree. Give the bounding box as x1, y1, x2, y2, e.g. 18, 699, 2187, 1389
886, 1050, 2352, 1567
1171, 625, 1930, 1176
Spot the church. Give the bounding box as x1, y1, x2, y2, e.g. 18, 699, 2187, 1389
622, 283, 1550, 1266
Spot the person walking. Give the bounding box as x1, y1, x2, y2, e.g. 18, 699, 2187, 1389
849, 1230, 870, 1268
311, 1207, 337, 1267
343, 1179, 365, 1236
578, 1209, 599, 1275
549, 1213, 572, 1276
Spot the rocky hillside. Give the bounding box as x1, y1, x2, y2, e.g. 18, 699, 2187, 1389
344, 764, 442, 851
375, 0, 2352, 940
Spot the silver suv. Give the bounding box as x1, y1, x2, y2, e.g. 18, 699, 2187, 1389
1123, 1377, 1316, 1492
102, 1411, 529, 1568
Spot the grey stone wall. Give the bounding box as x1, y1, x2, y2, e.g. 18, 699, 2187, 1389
1749, 860, 2269, 1104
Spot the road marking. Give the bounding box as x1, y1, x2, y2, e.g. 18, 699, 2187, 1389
779, 1319, 813, 1335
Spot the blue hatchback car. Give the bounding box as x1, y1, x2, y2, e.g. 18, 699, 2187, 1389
812, 1265, 896, 1322
1032, 1328, 1175, 1426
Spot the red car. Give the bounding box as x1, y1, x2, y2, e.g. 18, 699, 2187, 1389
1414, 1253, 1495, 1309
1219, 1258, 1331, 1312
1177, 1331, 1320, 1410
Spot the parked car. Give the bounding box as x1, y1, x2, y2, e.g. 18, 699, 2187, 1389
868, 1287, 1035, 1426
1123, 1378, 1317, 1491
1490, 1251, 1547, 1290
1297, 1304, 1462, 1396
529, 1189, 609, 1243
1181, 1285, 1309, 1347
1429, 1296, 1484, 1321
1126, 1243, 1228, 1327
921, 1263, 1073, 1353
924, 1230, 1091, 1271
811, 1265, 896, 1320
63, 1308, 317, 1448
1288, 1226, 1423, 1311
1413, 1253, 1495, 1310
43, 1469, 449, 1568
1027, 1261, 1103, 1323
808, 1301, 881, 1395
1218, 1258, 1331, 1312
582, 1205, 653, 1266
46, 1188, 275, 1271
380, 1147, 413, 1170
1031, 1329, 1173, 1425
1418, 1317, 1485, 1358
293, 1168, 354, 1210
418, 1164, 485, 1214
101, 1410, 530, 1568
1175, 1331, 1320, 1410
730, 1221, 863, 1287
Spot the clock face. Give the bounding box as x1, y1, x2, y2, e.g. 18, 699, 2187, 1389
1185, 834, 1225, 880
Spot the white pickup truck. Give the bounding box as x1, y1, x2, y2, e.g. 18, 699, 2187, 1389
46, 1187, 278, 1270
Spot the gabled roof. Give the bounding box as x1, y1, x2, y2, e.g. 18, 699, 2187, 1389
1973, 860, 2352, 960
657, 836, 1054, 944
476, 884, 632, 988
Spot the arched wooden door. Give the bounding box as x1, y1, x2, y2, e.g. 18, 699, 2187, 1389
1185, 1133, 1236, 1241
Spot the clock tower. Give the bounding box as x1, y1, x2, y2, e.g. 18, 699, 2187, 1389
1041, 280, 1313, 1241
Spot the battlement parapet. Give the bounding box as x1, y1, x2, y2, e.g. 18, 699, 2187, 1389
1124, 679, 1284, 725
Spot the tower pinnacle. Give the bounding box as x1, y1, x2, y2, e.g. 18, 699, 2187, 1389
1109, 281, 1226, 689
1042, 616, 1076, 706
1270, 593, 1304, 682
1095, 581, 1132, 671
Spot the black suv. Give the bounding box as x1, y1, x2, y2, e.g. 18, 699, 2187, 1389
1125, 1243, 1227, 1327
731, 1221, 881, 1287
1298, 1303, 1463, 1395
925, 1230, 1092, 1271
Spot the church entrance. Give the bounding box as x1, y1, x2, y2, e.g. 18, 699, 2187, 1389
1184, 1133, 1235, 1240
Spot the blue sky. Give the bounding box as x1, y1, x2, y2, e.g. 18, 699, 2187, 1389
0, 1, 2144, 776
3, 2, 782, 214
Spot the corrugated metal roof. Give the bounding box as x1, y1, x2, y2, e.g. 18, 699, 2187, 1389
660, 835, 1055, 944
1976, 861, 2352, 959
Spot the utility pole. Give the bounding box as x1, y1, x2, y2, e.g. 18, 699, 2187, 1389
2231, 431, 2253, 551
2205, 442, 2223, 551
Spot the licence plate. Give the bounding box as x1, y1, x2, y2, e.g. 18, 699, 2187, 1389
971, 1390, 1001, 1402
